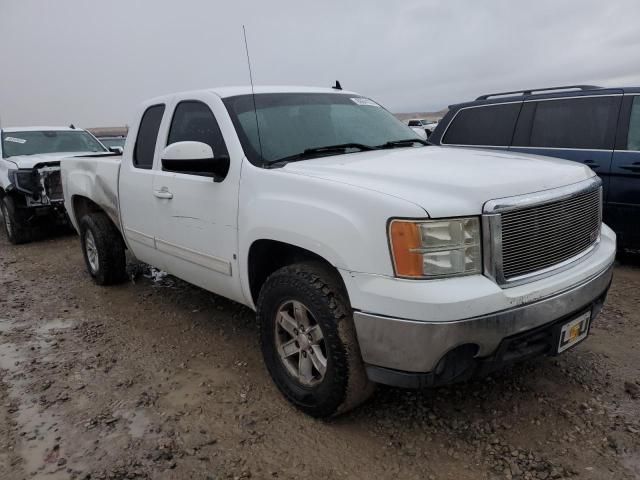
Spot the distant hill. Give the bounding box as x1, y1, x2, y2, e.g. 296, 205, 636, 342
87, 126, 128, 137
394, 109, 448, 122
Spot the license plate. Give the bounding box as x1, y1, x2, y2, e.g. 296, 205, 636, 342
557, 311, 591, 353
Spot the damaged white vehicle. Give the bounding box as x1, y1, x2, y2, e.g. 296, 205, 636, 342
0, 126, 108, 243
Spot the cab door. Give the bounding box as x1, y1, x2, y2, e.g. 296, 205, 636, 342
151, 93, 243, 303
609, 94, 640, 248
118, 102, 169, 268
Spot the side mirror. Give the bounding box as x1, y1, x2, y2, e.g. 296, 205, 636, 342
109, 146, 124, 154
161, 141, 229, 181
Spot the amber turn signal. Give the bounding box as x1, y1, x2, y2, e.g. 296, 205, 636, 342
389, 220, 423, 277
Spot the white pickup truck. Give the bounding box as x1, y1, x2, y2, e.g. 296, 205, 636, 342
0, 126, 109, 243
61, 86, 616, 417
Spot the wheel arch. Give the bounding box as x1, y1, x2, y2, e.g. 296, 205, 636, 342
0, 187, 27, 205
246, 238, 349, 308
71, 195, 123, 243
71, 195, 103, 225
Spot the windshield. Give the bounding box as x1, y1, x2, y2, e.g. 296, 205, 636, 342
1, 130, 107, 158
99, 137, 126, 148
223, 93, 422, 165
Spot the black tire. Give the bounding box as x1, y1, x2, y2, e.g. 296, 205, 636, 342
1, 196, 32, 244
79, 212, 127, 285
257, 261, 374, 417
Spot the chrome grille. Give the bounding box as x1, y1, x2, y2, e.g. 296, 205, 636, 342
500, 186, 601, 280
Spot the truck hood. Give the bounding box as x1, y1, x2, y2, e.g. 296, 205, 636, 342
282, 146, 596, 217
5, 152, 97, 169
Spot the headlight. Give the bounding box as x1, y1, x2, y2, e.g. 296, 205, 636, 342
389, 217, 482, 278
8, 169, 39, 194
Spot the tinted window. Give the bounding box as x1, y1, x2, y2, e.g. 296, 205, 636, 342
134, 104, 165, 169
627, 96, 640, 151
167, 101, 228, 158
443, 103, 521, 146
408, 120, 421, 126
519, 96, 618, 150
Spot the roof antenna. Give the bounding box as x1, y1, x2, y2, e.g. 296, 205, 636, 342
69, 124, 76, 129
242, 25, 264, 165
333, 80, 342, 90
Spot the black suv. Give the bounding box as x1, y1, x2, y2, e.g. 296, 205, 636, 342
429, 85, 640, 249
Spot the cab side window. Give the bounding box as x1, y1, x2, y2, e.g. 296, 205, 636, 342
133, 104, 165, 169
167, 101, 229, 159
627, 96, 640, 151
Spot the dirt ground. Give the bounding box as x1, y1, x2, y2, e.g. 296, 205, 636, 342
0, 229, 639, 480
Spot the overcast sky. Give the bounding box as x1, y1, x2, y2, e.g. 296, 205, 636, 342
1, 0, 639, 127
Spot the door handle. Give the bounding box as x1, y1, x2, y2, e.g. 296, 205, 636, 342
620, 163, 640, 173
153, 188, 173, 199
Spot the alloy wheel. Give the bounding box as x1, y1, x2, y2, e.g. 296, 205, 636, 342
274, 300, 328, 386
84, 230, 99, 273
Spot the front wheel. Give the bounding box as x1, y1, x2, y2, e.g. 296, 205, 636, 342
1, 196, 31, 244
257, 262, 374, 417
79, 213, 127, 285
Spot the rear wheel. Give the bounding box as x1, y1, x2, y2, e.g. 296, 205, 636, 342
79, 212, 127, 285
1, 196, 32, 244
257, 261, 374, 417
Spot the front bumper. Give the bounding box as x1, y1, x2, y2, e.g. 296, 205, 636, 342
357, 262, 612, 388
7, 164, 64, 207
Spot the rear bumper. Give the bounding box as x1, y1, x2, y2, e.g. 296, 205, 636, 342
354, 261, 614, 388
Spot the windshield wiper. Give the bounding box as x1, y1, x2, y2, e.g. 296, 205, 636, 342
377, 138, 430, 148
267, 143, 378, 167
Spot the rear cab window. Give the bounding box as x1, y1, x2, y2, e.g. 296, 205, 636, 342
133, 104, 166, 169
442, 103, 521, 147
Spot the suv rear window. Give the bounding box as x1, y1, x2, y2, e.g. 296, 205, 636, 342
515, 96, 618, 150
443, 103, 521, 146
627, 96, 640, 151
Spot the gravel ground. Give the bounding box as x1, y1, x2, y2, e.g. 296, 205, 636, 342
0, 229, 639, 480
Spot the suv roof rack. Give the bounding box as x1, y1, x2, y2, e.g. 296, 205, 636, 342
475, 85, 602, 101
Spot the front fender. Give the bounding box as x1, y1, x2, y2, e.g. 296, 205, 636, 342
238, 164, 426, 307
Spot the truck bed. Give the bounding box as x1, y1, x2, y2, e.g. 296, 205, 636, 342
61, 153, 122, 233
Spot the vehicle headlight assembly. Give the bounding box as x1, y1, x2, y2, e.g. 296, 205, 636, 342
8, 169, 39, 194
389, 218, 482, 278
